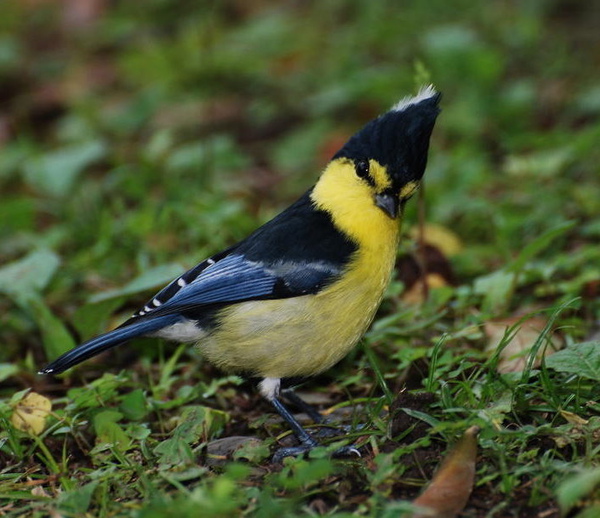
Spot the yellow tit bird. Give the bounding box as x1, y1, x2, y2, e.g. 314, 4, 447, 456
41, 86, 441, 459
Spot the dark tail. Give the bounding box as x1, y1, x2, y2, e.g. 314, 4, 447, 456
39, 314, 181, 375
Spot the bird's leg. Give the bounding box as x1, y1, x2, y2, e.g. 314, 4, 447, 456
281, 389, 326, 424
270, 397, 318, 448
271, 397, 362, 462
260, 378, 360, 462
260, 378, 317, 460
282, 388, 365, 437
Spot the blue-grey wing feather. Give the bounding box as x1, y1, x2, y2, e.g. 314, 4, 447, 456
131, 253, 342, 320
171, 254, 279, 306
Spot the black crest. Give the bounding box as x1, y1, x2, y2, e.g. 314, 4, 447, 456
334, 87, 441, 189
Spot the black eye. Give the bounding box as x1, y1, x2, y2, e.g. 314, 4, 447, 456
355, 159, 370, 179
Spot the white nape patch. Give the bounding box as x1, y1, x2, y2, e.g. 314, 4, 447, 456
153, 319, 207, 342
259, 377, 281, 401
391, 84, 437, 113
177, 278, 187, 287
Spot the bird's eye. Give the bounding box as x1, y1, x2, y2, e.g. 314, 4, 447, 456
355, 159, 370, 179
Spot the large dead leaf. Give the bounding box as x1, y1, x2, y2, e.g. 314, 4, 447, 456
409, 223, 463, 257
484, 314, 562, 373
206, 436, 266, 466
410, 426, 480, 518
11, 392, 52, 436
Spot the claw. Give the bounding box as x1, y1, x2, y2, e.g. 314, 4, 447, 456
332, 445, 361, 458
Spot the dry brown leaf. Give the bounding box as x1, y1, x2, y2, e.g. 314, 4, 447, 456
410, 426, 480, 518
10, 392, 52, 436
31, 485, 51, 498
559, 410, 589, 426
206, 436, 263, 464
484, 314, 562, 373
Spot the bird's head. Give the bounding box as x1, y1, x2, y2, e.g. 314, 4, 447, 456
312, 86, 441, 222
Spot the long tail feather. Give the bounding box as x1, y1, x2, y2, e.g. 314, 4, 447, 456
39, 314, 180, 374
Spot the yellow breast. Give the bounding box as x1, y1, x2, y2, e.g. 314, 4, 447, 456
199, 240, 397, 378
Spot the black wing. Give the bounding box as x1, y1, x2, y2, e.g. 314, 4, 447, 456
129, 190, 357, 321
129, 253, 343, 321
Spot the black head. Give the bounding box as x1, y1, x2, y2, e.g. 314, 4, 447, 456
333, 86, 441, 192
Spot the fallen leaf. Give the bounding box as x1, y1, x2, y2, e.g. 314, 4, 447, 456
31, 485, 51, 498
560, 410, 589, 426
207, 436, 261, 457
410, 426, 480, 518
10, 392, 52, 436
206, 436, 267, 466
484, 314, 562, 373
409, 223, 463, 256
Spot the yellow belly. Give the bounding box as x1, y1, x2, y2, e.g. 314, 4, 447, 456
198, 241, 398, 378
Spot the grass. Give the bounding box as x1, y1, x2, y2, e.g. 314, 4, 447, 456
1, 1, 599, 516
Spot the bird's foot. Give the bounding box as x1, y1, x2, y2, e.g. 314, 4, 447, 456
332, 444, 361, 458
272, 440, 361, 463
268, 394, 362, 462
272, 444, 313, 463
310, 423, 365, 439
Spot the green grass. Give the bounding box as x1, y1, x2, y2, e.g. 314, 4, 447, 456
1, 1, 599, 516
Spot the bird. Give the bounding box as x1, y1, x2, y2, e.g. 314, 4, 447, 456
40, 86, 441, 460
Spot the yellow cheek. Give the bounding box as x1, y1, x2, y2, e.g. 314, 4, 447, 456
400, 181, 420, 199
369, 160, 392, 189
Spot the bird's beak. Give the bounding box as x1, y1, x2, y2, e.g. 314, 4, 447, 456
375, 192, 400, 219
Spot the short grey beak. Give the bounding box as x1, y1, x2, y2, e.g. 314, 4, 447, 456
375, 192, 400, 218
